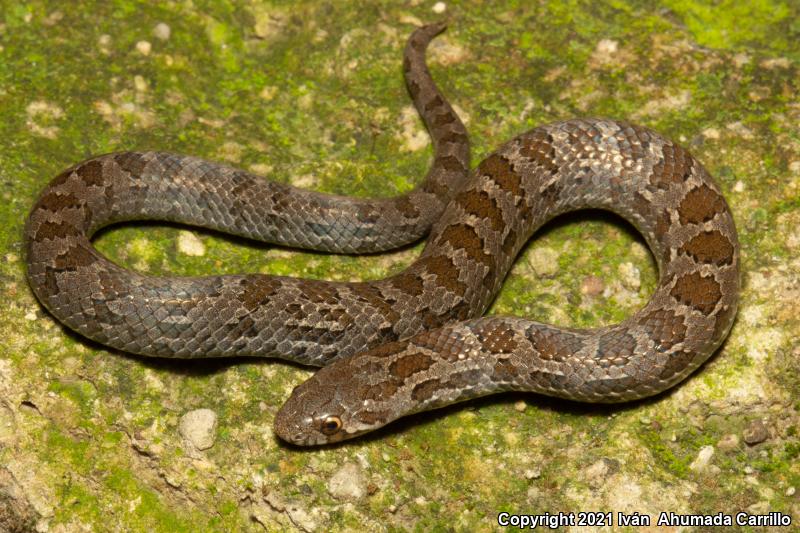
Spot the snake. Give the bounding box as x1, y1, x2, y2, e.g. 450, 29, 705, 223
24, 23, 740, 446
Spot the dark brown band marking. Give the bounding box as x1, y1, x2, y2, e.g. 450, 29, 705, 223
477, 153, 523, 197
54, 245, 96, 270
436, 223, 490, 267
455, 189, 504, 231
472, 322, 518, 353
389, 352, 434, 379
679, 230, 734, 266
678, 185, 726, 225
650, 144, 692, 190
237, 277, 281, 311
114, 152, 149, 177
416, 254, 467, 297
34, 220, 80, 241
411, 378, 441, 401
670, 272, 723, 314
37, 191, 83, 212
526, 327, 584, 362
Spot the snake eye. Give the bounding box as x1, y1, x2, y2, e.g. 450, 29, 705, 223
320, 415, 342, 435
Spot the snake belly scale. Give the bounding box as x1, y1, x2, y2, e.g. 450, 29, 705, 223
24, 24, 739, 446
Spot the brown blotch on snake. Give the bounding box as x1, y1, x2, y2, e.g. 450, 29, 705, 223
36, 191, 83, 213
454, 188, 506, 231
24, 24, 740, 446
76, 160, 106, 187
677, 184, 727, 225
237, 278, 282, 311
650, 142, 694, 187
411, 378, 442, 402
472, 322, 518, 354
113, 152, 150, 177
658, 350, 697, 381
54, 245, 96, 270
34, 220, 80, 241
670, 272, 724, 314
478, 153, 523, 197
679, 230, 735, 266
526, 326, 585, 363
389, 352, 435, 379
436, 223, 491, 266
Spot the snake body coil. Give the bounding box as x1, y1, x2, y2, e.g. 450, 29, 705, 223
25, 24, 739, 446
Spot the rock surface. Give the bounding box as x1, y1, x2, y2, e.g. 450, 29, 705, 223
327, 463, 368, 501
179, 409, 218, 451
0, 1, 798, 531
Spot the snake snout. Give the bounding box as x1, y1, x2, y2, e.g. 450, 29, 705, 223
273, 406, 306, 445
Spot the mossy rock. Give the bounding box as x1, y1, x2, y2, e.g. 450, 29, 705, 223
0, 1, 798, 531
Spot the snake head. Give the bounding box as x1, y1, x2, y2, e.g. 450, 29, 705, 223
274, 356, 391, 446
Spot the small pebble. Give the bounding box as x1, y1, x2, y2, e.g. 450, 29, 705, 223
153, 22, 171, 41
260, 86, 278, 101
432, 2, 447, 14
514, 400, 527, 412
177, 231, 206, 256
328, 462, 367, 501
524, 468, 541, 480
163, 474, 181, 488
689, 445, 714, 472
733, 53, 751, 67
504, 431, 520, 446
179, 408, 218, 451
595, 39, 618, 55
786, 487, 795, 497
286, 505, 317, 532
134, 75, 148, 92
618, 262, 641, 291
581, 275, 604, 296
746, 501, 771, 516
136, 40, 152, 56
743, 419, 768, 445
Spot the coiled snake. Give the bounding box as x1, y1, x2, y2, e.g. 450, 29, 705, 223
24, 24, 739, 446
